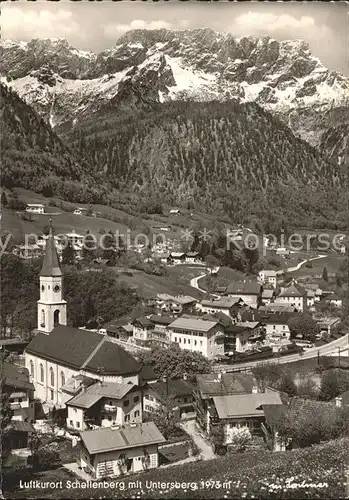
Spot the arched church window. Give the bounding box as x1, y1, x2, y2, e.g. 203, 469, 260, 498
30, 360, 34, 377
60, 371, 65, 387
54, 309, 60, 326
40, 363, 44, 382
41, 285, 45, 292
50, 367, 54, 387
41, 309, 45, 328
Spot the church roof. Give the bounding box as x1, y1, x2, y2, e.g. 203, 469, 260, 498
40, 222, 62, 277
25, 325, 141, 376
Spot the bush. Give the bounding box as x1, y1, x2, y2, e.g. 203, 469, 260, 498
28, 443, 61, 471
226, 426, 252, 452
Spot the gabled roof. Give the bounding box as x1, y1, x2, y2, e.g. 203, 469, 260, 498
80, 422, 166, 455
40, 222, 62, 277
279, 283, 307, 298
25, 325, 140, 376
168, 317, 219, 332
149, 315, 173, 325
148, 379, 194, 398
286, 397, 337, 421
225, 281, 261, 295
200, 298, 238, 309
213, 391, 283, 419
67, 381, 137, 409
265, 312, 296, 325
133, 317, 153, 328
2, 362, 34, 391
262, 290, 274, 299
196, 373, 256, 398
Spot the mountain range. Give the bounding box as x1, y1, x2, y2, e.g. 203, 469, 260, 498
0, 29, 348, 230
1, 29, 348, 146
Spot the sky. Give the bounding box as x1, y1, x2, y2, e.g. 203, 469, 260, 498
2, 0, 348, 76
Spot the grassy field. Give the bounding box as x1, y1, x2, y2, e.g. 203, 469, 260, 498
1, 207, 128, 244
4, 438, 348, 499
287, 254, 346, 279
114, 267, 205, 300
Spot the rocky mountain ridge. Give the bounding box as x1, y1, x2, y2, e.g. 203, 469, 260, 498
1, 29, 348, 145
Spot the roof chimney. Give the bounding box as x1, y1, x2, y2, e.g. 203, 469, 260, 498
252, 386, 258, 394
183, 373, 187, 381
217, 372, 222, 381
335, 397, 342, 408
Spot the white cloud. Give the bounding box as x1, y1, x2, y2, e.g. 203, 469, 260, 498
103, 19, 172, 38
1, 7, 80, 40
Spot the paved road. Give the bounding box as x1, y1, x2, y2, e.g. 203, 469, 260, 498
181, 420, 215, 461
276, 254, 327, 275
190, 273, 210, 294
212, 334, 349, 372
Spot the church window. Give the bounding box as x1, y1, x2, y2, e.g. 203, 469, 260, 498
30, 360, 34, 377
60, 372, 65, 387
54, 309, 60, 326
41, 310, 45, 328
40, 364, 44, 382
41, 285, 45, 292
50, 367, 54, 386
50, 390, 54, 400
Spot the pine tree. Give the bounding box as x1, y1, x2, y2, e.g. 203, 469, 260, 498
322, 266, 329, 282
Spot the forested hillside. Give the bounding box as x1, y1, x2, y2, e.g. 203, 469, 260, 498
0, 84, 107, 204
68, 100, 347, 229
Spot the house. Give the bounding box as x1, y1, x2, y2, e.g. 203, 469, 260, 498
168, 316, 225, 359
143, 377, 196, 419
306, 290, 315, 308
105, 319, 133, 342
276, 247, 290, 256
73, 207, 88, 215
197, 297, 241, 319
5, 420, 36, 450
154, 294, 197, 315
194, 372, 257, 434
316, 317, 341, 335
26, 204, 44, 214
168, 252, 186, 265
234, 322, 264, 350
211, 391, 283, 444
147, 315, 173, 346
78, 422, 166, 479
275, 281, 307, 312
223, 281, 262, 309
324, 293, 343, 308
185, 252, 201, 264
261, 289, 274, 306
264, 312, 295, 341
25, 223, 142, 409
65, 381, 142, 432
13, 244, 43, 260
132, 317, 154, 342
2, 361, 35, 422
258, 270, 277, 288
261, 404, 289, 451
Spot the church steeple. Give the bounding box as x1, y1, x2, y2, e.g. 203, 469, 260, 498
40, 220, 62, 277
37, 220, 67, 334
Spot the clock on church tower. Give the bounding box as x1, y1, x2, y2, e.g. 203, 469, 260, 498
37, 222, 67, 334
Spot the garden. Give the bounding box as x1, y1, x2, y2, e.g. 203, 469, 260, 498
4, 438, 348, 499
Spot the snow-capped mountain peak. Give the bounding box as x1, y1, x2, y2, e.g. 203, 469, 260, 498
1, 29, 348, 144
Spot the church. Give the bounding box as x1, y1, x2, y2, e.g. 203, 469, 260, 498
25, 223, 142, 409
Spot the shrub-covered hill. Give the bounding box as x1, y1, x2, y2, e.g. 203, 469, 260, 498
68, 99, 347, 229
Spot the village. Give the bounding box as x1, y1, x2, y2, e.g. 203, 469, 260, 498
1, 214, 349, 498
